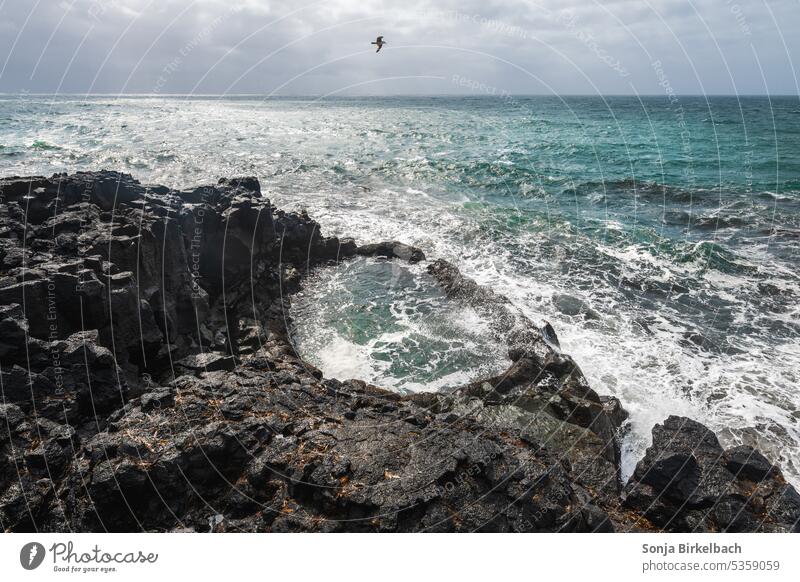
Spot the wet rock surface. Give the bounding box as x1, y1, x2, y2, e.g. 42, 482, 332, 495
622, 416, 799, 532
0, 171, 797, 532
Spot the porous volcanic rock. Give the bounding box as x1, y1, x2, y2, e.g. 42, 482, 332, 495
622, 416, 799, 532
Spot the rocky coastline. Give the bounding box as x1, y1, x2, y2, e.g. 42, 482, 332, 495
0, 171, 798, 532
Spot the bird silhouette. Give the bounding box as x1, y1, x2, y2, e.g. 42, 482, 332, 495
371, 35, 386, 53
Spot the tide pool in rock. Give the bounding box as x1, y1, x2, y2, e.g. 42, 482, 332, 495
290, 257, 510, 392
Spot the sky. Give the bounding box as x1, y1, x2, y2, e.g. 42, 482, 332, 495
0, 0, 798, 95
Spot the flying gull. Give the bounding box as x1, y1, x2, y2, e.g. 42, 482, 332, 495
371, 36, 386, 53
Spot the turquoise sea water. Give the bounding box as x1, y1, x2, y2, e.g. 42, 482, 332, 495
1, 95, 798, 483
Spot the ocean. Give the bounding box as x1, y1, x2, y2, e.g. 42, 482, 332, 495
1, 95, 798, 485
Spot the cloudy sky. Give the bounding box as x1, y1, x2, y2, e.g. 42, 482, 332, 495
0, 0, 798, 95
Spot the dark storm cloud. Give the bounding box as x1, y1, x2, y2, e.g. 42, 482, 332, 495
0, 0, 798, 95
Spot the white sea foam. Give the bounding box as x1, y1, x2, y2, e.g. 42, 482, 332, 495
315, 335, 378, 383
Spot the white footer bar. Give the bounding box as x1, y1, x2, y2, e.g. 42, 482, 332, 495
1, 533, 797, 581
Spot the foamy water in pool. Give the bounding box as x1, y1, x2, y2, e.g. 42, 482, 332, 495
290, 257, 510, 393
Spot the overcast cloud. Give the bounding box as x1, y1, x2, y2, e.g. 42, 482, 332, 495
0, 0, 798, 95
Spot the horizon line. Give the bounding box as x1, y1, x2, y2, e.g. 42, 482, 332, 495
1, 92, 798, 98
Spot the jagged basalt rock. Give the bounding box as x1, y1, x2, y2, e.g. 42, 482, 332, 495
1, 171, 796, 533
356, 241, 425, 263
623, 416, 800, 532
424, 259, 626, 495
